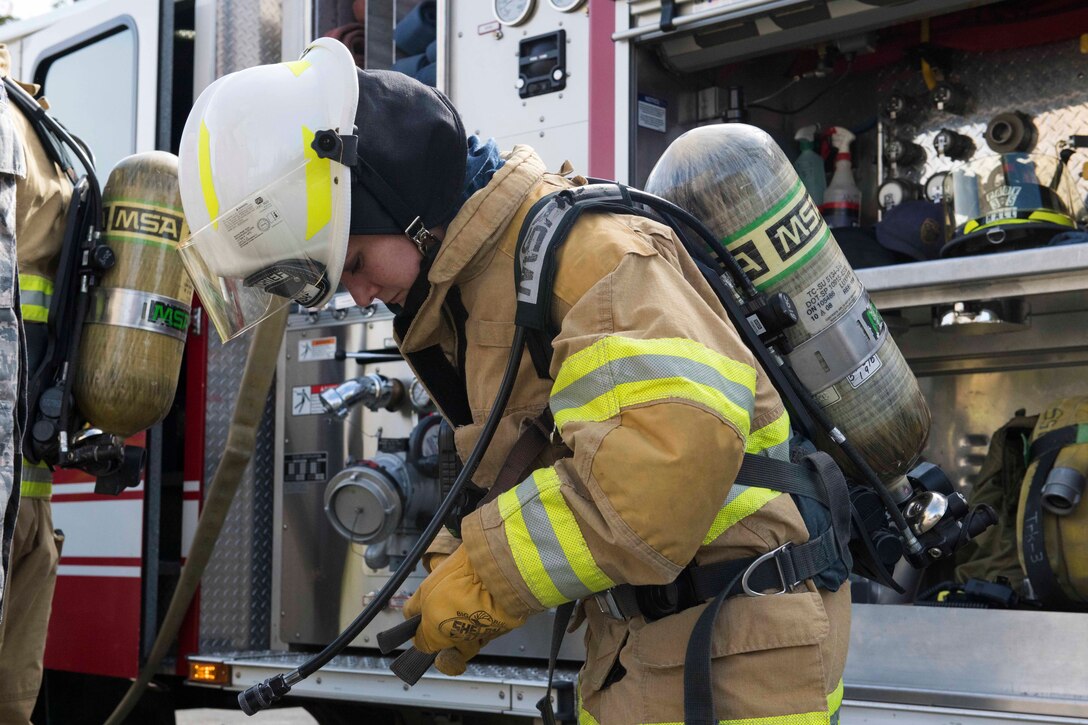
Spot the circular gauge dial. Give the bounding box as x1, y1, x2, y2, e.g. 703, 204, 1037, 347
408, 378, 433, 412
548, 0, 587, 11
925, 171, 949, 203
493, 0, 535, 25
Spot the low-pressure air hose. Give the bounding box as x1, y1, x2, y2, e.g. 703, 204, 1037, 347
239, 326, 529, 715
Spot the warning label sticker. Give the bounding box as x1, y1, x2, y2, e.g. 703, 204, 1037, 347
298, 336, 338, 361
291, 383, 339, 416
221, 194, 285, 248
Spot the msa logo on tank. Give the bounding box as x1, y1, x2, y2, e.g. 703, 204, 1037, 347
106, 202, 186, 245
145, 299, 190, 331
721, 179, 830, 290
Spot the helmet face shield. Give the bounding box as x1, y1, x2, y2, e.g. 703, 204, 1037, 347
177, 37, 359, 342
179, 158, 349, 341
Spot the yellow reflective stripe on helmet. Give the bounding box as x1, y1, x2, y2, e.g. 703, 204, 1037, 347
19, 273, 53, 323
198, 120, 220, 230
20, 458, 52, 498
638, 679, 843, 724
497, 467, 615, 608
302, 126, 333, 241
550, 337, 757, 437
747, 410, 790, 460
1028, 209, 1076, 227
283, 59, 312, 77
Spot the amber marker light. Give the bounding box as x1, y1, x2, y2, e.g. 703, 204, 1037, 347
189, 661, 231, 685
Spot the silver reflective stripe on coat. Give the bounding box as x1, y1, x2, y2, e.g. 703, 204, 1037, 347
550, 354, 756, 423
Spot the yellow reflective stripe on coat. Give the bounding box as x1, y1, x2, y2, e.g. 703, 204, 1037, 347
550, 336, 757, 437
611, 680, 843, 725
20, 457, 52, 498
702, 410, 790, 545
19, 273, 52, 323
497, 467, 615, 608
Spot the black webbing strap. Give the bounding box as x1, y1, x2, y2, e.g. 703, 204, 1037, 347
660, 0, 678, 31
683, 569, 743, 725
394, 250, 473, 427
536, 600, 576, 725
1028, 425, 1084, 463
737, 452, 852, 566
1022, 424, 1085, 606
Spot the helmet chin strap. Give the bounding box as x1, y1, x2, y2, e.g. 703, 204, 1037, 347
404, 216, 440, 254
311, 129, 443, 255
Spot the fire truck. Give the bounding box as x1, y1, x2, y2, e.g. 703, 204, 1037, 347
2, 0, 1087, 722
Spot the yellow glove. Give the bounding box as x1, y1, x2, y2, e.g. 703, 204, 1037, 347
403, 546, 525, 675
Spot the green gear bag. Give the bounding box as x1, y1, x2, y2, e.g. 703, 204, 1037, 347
954, 413, 1038, 589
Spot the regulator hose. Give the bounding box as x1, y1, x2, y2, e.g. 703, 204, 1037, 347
238, 327, 529, 715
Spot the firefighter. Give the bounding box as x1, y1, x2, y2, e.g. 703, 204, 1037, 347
0, 45, 71, 723
178, 37, 851, 723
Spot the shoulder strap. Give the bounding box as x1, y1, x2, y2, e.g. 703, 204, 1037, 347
514, 183, 652, 379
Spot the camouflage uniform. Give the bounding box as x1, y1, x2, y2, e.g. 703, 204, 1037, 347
0, 78, 27, 622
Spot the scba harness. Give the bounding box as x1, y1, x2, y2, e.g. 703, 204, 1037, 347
508, 183, 865, 725
371, 181, 992, 724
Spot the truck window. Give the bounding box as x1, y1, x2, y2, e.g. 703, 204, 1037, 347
35, 25, 136, 177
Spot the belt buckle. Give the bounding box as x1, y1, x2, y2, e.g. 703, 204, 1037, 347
741, 543, 792, 597
594, 590, 625, 620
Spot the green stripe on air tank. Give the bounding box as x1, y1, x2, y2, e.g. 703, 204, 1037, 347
719, 177, 804, 247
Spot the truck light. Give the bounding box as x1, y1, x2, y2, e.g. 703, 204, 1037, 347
189, 661, 231, 685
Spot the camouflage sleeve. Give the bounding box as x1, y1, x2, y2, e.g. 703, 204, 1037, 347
0, 79, 27, 621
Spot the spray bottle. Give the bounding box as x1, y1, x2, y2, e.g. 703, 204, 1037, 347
793, 125, 826, 206
820, 126, 861, 227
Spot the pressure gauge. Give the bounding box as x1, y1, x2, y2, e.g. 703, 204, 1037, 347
408, 378, 433, 412
877, 179, 917, 211
493, 0, 535, 26
548, 0, 586, 11
924, 172, 949, 203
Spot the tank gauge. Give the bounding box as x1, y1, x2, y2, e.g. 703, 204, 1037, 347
408, 378, 433, 412
493, 0, 535, 26
877, 178, 917, 211
548, 0, 587, 11
924, 171, 950, 203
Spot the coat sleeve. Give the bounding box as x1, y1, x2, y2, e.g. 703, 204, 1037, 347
460, 232, 784, 618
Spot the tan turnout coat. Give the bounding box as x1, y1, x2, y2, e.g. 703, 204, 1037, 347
398, 146, 850, 725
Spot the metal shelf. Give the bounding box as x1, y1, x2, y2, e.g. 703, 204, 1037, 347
856, 246, 1088, 310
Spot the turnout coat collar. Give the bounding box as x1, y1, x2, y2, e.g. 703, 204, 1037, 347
397, 145, 546, 353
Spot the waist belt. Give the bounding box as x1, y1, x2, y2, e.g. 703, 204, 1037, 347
594, 525, 841, 621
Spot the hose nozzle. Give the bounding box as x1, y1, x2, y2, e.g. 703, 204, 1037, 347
238, 673, 292, 716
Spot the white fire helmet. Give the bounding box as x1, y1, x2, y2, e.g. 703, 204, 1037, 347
178, 38, 359, 341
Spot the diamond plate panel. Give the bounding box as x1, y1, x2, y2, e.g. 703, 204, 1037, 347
216, 0, 284, 76
200, 329, 277, 653
877, 39, 1088, 212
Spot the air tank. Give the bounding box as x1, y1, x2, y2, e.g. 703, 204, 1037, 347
645, 124, 930, 491
74, 152, 193, 437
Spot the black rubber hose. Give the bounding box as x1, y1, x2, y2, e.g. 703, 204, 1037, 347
240, 327, 528, 714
